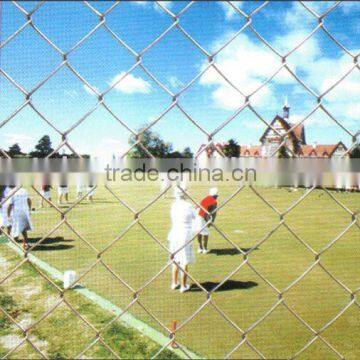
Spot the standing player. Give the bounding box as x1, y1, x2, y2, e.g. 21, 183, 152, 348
195, 187, 219, 254
87, 185, 96, 202
168, 186, 197, 293
0, 186, 12, 235
7, 187, 32, 250
76, 182, 85, 199
160, 172, 170, 198
41, 184, 52, 207
58, 184, 69, 204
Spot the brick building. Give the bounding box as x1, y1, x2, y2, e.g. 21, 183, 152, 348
198, 103, 348, 158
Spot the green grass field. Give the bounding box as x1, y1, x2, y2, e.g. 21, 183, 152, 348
2, 183, 359, 358
0, 247, 177, 359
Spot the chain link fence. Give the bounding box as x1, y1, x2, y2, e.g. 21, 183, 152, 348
0, 1, 359, 358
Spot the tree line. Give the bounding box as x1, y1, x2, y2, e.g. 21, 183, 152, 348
1, 135, 89, 158
4, 129, 357, 159
128, 127, 240, 158
2, 129, 242, 158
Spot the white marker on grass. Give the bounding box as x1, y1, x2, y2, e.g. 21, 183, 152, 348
63, 270, 76, 289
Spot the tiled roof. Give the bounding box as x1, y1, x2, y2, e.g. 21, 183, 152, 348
315, 144, 338, 157
259, 115, 305, 145
291, 123, 305, 142
197, 143, 225, 157
299, 145, 317, 157
240, 145, 261, 157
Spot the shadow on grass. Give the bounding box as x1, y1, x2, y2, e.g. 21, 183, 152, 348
31, 244, 74, 251
210, 247, 258, 256
27, 237, 74, 245
190, 280, 258, 292
25, 237, 75, 251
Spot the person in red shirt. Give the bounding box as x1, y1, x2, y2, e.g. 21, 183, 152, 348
194, 187, 219, 254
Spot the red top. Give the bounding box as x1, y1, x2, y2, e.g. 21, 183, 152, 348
198, 195, 217, 218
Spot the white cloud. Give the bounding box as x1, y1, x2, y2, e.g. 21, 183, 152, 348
242, 120, 264, 130
199, 32, 296, 110
109, 72, 151, 94
279, 53, 360, 129
283, 1, 359, 25
199, 3, 359, 133
290, 112, 334, 128
300, 1, 337, 16
168, 75, 184, 89
300, 50, 359, 126
132, 1, 173, 13
340, 1, 360, 14
219, 2, 242, 20
279, 2, 314, 28
132, 1, 147, 6
3, 133, 34, 152
89, 138, 127, 160
64, 89, 79, 99
154, 1, 173, 12
274, 30, 319, 64
83, 84, 100, 96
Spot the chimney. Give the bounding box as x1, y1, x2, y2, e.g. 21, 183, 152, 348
283, 96, 290, 120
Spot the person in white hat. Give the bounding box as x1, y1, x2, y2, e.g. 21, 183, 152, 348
194, 187, 219, 254
167, 185, 197, 293
7, 187, 32, 250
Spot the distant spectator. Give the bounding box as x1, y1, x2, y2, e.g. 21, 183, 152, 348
41, 184, 52, 207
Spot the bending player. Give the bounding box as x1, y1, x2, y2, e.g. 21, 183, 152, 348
195, 187, 219, 254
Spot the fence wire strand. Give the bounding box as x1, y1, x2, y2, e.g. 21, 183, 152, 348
0, 1, 359, 358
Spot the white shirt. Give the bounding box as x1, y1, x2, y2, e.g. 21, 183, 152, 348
170, 199, 196, 230
10, 188, 30, 214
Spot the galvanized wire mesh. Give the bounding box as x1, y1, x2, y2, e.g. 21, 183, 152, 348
0, 1, 359, 359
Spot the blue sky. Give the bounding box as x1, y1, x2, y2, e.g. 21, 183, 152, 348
0, 1, 359, 157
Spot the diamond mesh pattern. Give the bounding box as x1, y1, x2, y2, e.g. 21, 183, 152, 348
0, 1, 359, 358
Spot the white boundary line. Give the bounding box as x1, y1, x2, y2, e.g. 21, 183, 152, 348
0, 236, 200, 359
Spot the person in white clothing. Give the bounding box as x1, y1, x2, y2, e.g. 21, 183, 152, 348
168, 185, 197, 293
58, 185, 69, 204
76, 183, 85, 199
0, 186, 12, 235
7, 187, 32, 250
41, 184, 52, 207
87, 185, 96, 202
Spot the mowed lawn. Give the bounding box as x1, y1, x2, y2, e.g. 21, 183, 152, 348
12, 183, 360, 358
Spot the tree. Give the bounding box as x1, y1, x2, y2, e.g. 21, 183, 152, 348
350, 145, 360, 158
128, 128, 173, 158
128, 127, 194, 158
29, 135, 54, 158
7, 143, 24, 158
223, 139, 240, 158
278, 145, 290, 158
181, 147, 193, 158
167, 151, 182, 158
